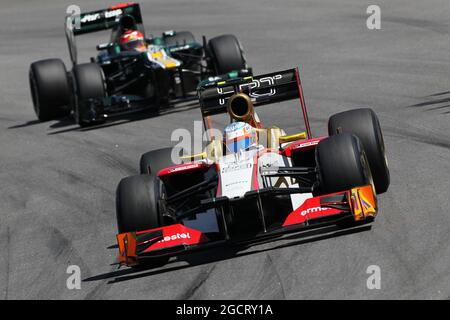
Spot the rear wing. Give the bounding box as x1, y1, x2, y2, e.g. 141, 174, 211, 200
198, 67, 312, 138
68, 3, 142, 36
65, 2, 143, 65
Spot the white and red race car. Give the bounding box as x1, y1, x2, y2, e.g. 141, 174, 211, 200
115, 67, 390, 267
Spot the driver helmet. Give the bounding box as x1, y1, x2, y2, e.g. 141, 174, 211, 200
223, 122, 257, 153
119, 30, 147, 52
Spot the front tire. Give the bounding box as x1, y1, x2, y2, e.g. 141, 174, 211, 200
316, 133, 373, 195
116, 174, 161, 233
29, 59, 70, 121
328, 108, 389, 194
116, 174, 169, 267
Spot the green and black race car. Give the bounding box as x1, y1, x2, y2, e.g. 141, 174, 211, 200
29, 2, 252, 127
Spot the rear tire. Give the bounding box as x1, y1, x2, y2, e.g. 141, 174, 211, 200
316, 133, 372, 195
29, 59, 70, 121
208, 34, 246, 75
328, 108, 389, 194
72, 63, 106, 127
140, 147, 177, 175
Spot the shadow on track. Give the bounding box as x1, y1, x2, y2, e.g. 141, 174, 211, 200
84, 224, 371, 284
8, 119, 41, 129
407, 91, 450, 114
7, 101, 200, 134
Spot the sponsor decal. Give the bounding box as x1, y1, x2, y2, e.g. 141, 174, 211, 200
105, 8, 122, 18
216, 74, 283, 105
238, 74, 282, 98
80, 13, 100, 23
300, 206, 331, 216
293, 140, 319, 149
283, 197, 341, 226
168, 163, 200, 173
141, 224, 208, 252
224, 180, 249, 188
158, 232, 192, 243
224, 121, 247, 133
221, 162, 252, 173
80, 9, 122, 24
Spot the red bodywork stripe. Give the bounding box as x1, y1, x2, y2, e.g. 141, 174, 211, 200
282, 196, 342, 226
252, 154, 259, 190
137, 224, 209, 253
158, 162, 209, 177
281, 137, 325, 157
110, 2, 136, 9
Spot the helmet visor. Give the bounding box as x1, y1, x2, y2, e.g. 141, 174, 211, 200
121, 40, 146, 52
226, 136, 253, 153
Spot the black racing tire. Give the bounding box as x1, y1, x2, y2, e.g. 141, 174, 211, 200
328, 108, 389, 194
116, 174, 161, 234
316, 133, 373, 195
116, 174, 169, 267
208, 34, 246, 75
72, 63, 106, 127
163, 31, 196, 46
29, 59, 70, 121
139, 147, 177, 175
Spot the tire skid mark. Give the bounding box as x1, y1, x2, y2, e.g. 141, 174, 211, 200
384, 125, 450, 150
96, 151, 136, 177
3, 214, 91, 299
264, 253, 287, 299
54, 168, 113, 197
35, 224, 91, 299
21, 174, 104, 222
81, 140, 136, 176
380, 16, 449, 35
39, 217, 113, 300
179, 264, 217, 300
41, 133, 136, 177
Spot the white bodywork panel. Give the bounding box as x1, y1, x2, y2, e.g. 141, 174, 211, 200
217, 147, 313, 209
182, 147, 313, 232
217, 149, 257, 198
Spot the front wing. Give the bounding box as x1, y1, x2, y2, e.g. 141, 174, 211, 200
78, 94, 198, 125
117, 185, 376, 267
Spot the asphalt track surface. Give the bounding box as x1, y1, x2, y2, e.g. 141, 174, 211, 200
1, 0, 449, 300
